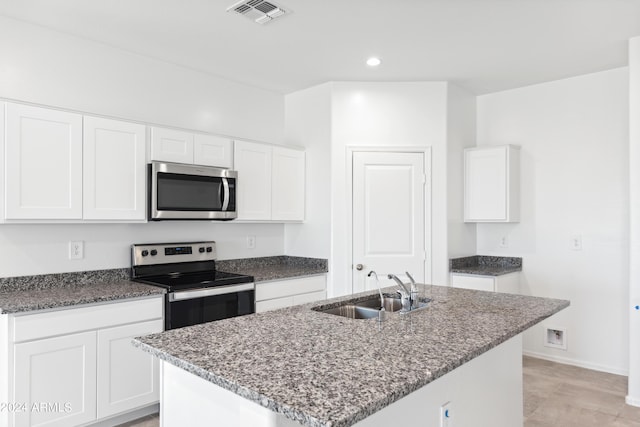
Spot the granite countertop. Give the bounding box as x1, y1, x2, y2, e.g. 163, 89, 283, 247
0, 269, 165, 314
133, 285, 569, 427
217, 256, 328, 282
449, 255, 522, 276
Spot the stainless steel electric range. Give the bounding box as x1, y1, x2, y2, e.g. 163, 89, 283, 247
131, 241, 255, 330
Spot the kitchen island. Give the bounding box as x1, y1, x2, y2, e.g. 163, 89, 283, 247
133, 285, 569, 427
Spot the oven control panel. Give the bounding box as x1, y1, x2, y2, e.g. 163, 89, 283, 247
132, 241, 217, 266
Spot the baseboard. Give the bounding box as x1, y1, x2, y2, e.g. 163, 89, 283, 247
626, 395, 640, 407
85, 403, 159, 427
523, 350, 628, 376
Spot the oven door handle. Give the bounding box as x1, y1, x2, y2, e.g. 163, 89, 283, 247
169, 282, 254, 302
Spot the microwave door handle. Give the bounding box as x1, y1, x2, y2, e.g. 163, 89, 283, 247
221, 178, 230, 211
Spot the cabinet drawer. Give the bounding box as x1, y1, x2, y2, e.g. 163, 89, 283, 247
451, 274, 495, 292
255, 275, 326, 302
13, 296, 163, 343
255, 297, 294, 313
292, 290, 326, 305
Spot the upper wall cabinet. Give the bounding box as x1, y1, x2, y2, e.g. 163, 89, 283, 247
83, 117, 146, 220
234, 141, 272, 220
3, 103, 146, 222
150, 127, 232, 168
5, 103, 83, 219
234, 141, 305, 222
464, 145, 520, 223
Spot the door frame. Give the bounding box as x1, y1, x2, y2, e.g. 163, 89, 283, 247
346, 146, 432, 294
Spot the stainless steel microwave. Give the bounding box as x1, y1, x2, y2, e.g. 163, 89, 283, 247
148, 162, 237, 220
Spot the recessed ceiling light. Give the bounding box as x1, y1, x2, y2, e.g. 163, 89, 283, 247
366, 57, 381, 67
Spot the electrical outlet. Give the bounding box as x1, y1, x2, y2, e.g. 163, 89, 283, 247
246, 236, 256, 249
570, 234, 582, 251
499, 235, 509, 248
69, 241, 84, 260
440, 401, 453, 427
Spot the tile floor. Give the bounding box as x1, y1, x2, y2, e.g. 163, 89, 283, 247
523, 356, 640, 427
119, 356, 640, 426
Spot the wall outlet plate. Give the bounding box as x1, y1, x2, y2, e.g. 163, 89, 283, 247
440, 401, 453, 427
69, 241, 84, 260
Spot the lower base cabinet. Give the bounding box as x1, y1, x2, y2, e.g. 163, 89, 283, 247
450, 272, 520, 294
96, 320, 162, 419
5, 296, 163, 427
14, 332, 97, 427
255, 275, 326, 313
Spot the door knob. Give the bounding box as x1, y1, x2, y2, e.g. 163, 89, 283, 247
355, 264, 364, 271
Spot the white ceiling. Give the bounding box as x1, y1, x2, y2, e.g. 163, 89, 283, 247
1, 0, 639, 95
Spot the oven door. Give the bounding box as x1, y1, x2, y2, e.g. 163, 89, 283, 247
150, 161, 237, 220
165, 283, 255, 330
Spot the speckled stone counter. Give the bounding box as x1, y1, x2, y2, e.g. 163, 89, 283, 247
133, 285, 568, 427
217, 255, 327, 282
0, 269, 165, 314
450, 255, 522, 276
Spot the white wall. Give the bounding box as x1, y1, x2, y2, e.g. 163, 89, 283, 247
446, 84, 477, 260
477, 68, 629, 374
0, 16, 284, 143
283, 84, 332, 260
330, 82, 449, 296
0, 17, 286, 277
627, 37, 640, 405
0, 223, 284, 277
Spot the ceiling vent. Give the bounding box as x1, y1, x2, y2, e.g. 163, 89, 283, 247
227, 0, 288, 25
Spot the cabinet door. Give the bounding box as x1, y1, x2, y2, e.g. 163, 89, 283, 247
234, 141, 272, 220
83, 117, 146, 220
272, 147, 305, 221
13, 331, 97, 427
96, 319, 162, 418
5, 103, 83, 219
150, 127, 194, 164
194, 134, 233, 168
465, 146, 508, 222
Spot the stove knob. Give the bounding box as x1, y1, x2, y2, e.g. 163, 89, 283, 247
199, 247, 205, 253
141, 250, 149, 257
150, 249, 158, 256
206, 247, 213, 253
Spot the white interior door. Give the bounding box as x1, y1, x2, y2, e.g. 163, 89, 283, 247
352, 151, 427, 293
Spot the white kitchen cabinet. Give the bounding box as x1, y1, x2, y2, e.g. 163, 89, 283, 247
194, 134, 233, 168
234, 141, 305, 222
451, 272, 520, 294
5, 103, 83, 219
234, 141, 273, 220
96, 319, 162, 419
272, 146, 305, 221
255, 275, 326, 313
150, 127, 233, 168
13, 331, 97, 427
6, 296, 163, 427
150, 127, 194, 164
83, 116, 146, 220
464, 145, 520, 222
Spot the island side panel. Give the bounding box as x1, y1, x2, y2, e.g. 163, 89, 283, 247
161, 361, 300, 427
355, 334, 524, 427
159, 334, 523, 427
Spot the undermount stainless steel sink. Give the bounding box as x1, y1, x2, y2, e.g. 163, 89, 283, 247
353, 296, 404, 312
313, 294, 430, 320
319, 305, 381, 319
